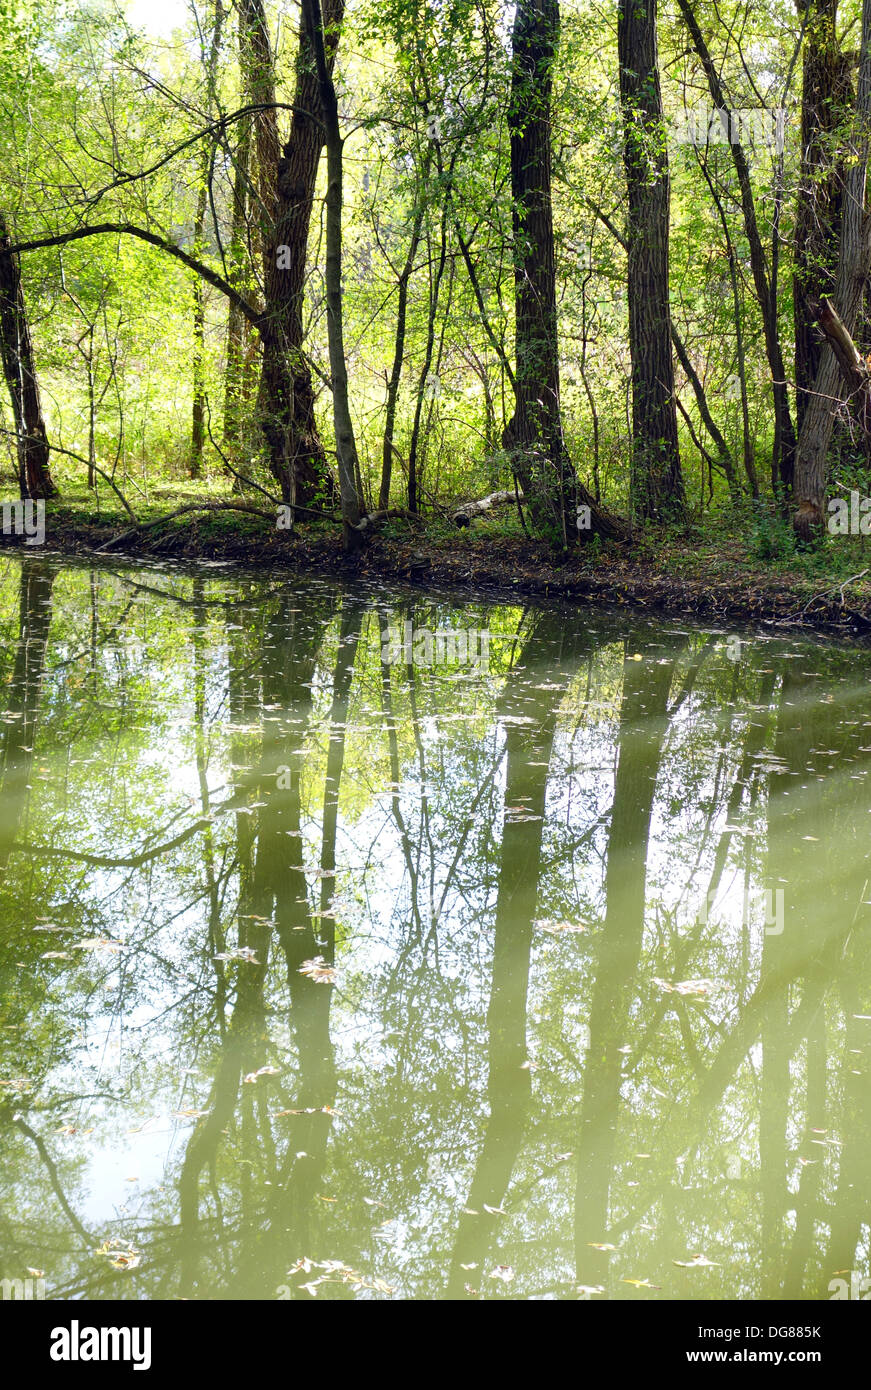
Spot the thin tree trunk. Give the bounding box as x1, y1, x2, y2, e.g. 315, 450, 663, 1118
678, 0, 798, 494
696, 153, 758, 496
223, 102, 254, 450
380, 189, 426, 511
191, 2, 224, 479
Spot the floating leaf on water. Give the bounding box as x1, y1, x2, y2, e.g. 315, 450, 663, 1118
299, 957, 337, 984
534, 919, 587, 935
653, 977, 717, 997
214, 947, 261, 965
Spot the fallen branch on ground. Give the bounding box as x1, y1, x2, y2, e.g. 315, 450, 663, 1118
94, 500, 278, 552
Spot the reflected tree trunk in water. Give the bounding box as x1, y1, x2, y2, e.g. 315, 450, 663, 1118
0, 560, 56, 876
574, 636, 684, 1286
179, 589, 338, 1295
259, 594, 362, 1290
445, 612, 592, 1297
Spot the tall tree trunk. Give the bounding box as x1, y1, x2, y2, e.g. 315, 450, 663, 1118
793, 0, 850, 433
302, 0, 363, 551
509, 0, 626, 541
794, 0, 871, 538
0, 214, 57, 500
239, 0, 339, 510
619, 0, 684, 520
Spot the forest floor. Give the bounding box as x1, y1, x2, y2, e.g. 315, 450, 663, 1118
4, 485, 871, 638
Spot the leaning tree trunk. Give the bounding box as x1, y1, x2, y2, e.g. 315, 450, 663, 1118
0, 213, 57, 500
302, 0, 363, 551
509, 0, 626, 541
619, 0, 684, 521
678, 0, 797, 495
793, 0, 850, 433
793, 0, 871, 539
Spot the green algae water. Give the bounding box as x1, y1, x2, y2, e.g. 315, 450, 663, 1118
1, 554, 869, 1301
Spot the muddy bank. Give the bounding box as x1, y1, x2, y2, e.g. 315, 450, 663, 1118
2, 507, 871, 638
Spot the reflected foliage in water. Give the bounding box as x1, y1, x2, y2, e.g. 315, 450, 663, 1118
0, 556, 869, 1301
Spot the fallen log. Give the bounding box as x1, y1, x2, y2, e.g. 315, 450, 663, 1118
353, 508, 425, 533
452, 490, 521, 527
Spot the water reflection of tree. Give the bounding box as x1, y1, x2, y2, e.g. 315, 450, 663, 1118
2, 560, 871, 1301
444, 611, 593, 1297
574, 634, 686, 1287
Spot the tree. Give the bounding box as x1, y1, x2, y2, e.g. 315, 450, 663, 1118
0, 212, 56, 500
619, 0, 684, 520
793, 0, 850, 434
190, 0, 225, 479
677, 0, 798, 495
301, 0, 364, 551
793, 0, 871, 539
239, 0, 342, 510
509, 0, 626, 541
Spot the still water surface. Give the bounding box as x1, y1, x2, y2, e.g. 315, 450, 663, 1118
1, 555, 869, 1300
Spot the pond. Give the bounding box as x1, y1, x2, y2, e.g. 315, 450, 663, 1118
0, 554, 869, 1301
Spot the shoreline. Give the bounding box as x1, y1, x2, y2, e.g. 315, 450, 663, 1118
2, 509, 871, 640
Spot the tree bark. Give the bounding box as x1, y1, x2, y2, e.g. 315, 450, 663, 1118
239, 0, 340, 510
301, 0, 363, 551
793, 0, 871, 538
509, 0, 626, 541
793, 0, 851, 433
619, 0, 685, 520
0, 213, 57, 500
